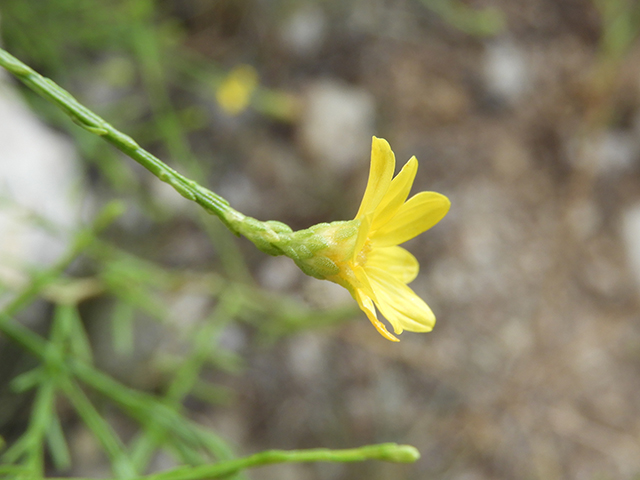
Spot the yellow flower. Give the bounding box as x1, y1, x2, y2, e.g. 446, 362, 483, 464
325, 137, 450, 341
215, 65, 258, 115
224, 136, 450, 341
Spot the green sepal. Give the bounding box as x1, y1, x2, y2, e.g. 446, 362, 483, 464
222, 208, 360, 280
279, 220, 359, 279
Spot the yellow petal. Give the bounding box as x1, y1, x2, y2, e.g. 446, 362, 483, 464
353, 213, 372, 262
355, 137, 396, 219
353, 288, 399, 342
353, 263, 377, 301
371, 156, 418, 232
367, 246, 419, 284
372, 192, 450, 248
367, 266, 435, 334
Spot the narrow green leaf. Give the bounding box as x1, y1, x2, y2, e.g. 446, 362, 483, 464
111, 300, 135, 355
67, 305, 94, 363
46, 412, 72, 471
51, 303, 75, 344
10, 366, 46, 393
60, 377, 136, 478
1, 434, 30, 464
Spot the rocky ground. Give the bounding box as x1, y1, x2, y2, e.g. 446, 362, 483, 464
3, 0, 640, 479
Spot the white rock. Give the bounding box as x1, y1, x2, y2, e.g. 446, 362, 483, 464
0, 80, 82, 293
569, 129, 639, 175
287, 332, 327, 381
567, 200, 601, 240
622, 204, 640, 288
299, 79, 375, 175
256, 256, 302, 292
280, 5, 326, 58
303, 276, 353, 309
484, 39, 529, 103
593, 130, 638, 174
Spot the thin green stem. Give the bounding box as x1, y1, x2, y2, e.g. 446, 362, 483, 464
128, 291, 244, 472
0, 313, 50, 359
59, 377, 137, 478
24, 381, 56, 474
1, 380, 56, 474
68, 360, 228, 456
0, 47, 296, 256
24, 444, 418, 480
152, 445, 417, 480
0, 311, 238, 473
46, 408, 72, 471
146, 444, 419, 480
0, 48, 232, 222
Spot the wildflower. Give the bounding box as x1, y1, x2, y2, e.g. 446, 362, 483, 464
215, 65, 258, 115
225, 137, 450, 341
288, 138, 451, 341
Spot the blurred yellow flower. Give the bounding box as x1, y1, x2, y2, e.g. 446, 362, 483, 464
326, 137, 450, 341
215, 65, 258, 115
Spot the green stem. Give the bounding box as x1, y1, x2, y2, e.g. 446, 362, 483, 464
24, 381, 56, 475
59, 377, 137, 478
0, 380, 56, 473
0, 48, 295, 254
0, 312, 237, 471
146, 444, 420, 480
68, 359, 233, 461
26, 444, 419, 480
0, 313, 50, 358
129, 294, 240, 472
0, 48, 231, 222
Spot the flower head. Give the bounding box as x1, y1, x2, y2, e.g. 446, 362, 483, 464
282, 137, 450, 341
226, 136, 450, 341
327, 137, 450, 341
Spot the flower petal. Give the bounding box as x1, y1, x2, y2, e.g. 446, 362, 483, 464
353, 213, 372, 262
371, 156, 418, 232
352, 263, 376, 299
355, 137, 396, 219
372, 192, 450, 247
353, 288, 399, 342
367, 246, 419, 284
367, 266, 436, 334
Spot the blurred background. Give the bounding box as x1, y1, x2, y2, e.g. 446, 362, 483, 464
2, 0, 640, 479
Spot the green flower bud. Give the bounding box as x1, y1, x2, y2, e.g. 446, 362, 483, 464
378, 444, 421, 463
280, 220, 360, 279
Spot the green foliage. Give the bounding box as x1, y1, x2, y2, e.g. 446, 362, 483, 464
0, 196, 364, 478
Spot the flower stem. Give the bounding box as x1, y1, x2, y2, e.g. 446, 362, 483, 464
145, 443, 420, 480
0, 48, 231, 222
23, 444, 419, 480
